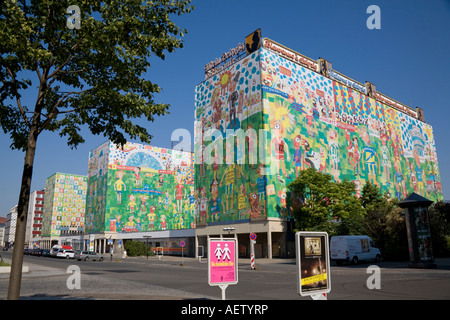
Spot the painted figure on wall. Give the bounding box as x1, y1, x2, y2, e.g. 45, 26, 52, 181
114, 170, 126, 205
209, 179, 224, 222
360, 126, 381, 186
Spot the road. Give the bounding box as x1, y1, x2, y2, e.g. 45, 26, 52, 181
1, 251, 450, 301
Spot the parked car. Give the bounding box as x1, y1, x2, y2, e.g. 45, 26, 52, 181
74, 251, 104, 261
51, 245, 73, 257
23, 248, 31, 255
56, 249, 75, 259
31, 249, 43, 256
50, 248, 60, 257
330, 235, 382, 265
42, 249, 51, 257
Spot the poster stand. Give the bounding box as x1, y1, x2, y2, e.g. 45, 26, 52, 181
208, 238, 238, 300
310, 293, 327, 300
219, 284, 229, 300
295, 231, 331, 300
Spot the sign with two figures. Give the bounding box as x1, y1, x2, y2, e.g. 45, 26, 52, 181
208, 238, 238, 300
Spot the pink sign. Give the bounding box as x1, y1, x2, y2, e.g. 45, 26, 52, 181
208, 239, 238, 285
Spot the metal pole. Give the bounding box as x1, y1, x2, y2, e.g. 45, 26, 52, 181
143, 235, 152, 259
219, 284, 228, 300
250, 239, 256, 270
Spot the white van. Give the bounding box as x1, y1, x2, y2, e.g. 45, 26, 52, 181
330, 235, 381, 265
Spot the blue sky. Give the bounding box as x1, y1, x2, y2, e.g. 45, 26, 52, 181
1, 0, 450, 217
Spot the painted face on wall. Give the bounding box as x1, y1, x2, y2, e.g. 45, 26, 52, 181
210, 181, 219, 199
271, 120, 283, 138
293, 135, 302, 149
249, 192, 259, 206
329, 130, 337, 141
360, 127, 370, 145
263, 74, 274, 87
277, 188, 287, 206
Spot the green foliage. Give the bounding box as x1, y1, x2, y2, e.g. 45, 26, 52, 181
124, 240, 153, 257
429, 201, 450, 257
288, 169, 425, 260
288, 168, 365, 235
0, 0, 194, 150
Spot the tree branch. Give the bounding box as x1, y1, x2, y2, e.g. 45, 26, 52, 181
47, 41, 83, 83
5, 67, 31, 128
58, 105, 97, 114
37, 88, 93, 135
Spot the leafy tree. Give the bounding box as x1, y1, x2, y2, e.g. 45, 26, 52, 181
383, 206, 409, 260
359, 181, 408, 260
429, 200, 450, 257
0, 0, 193, 299
359, 180, 387, 210
288, 168, 365, 235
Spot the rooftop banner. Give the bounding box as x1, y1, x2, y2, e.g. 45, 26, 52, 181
262, 38, 318, 72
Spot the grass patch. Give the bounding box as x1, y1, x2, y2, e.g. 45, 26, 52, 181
0, 261, 11, 267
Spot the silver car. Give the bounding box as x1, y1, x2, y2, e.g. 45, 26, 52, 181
56, 249, 75, 259
74, 250, 104, 261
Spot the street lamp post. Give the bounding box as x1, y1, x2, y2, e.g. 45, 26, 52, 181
143, 235, 152, 259
223, 227, 235, 238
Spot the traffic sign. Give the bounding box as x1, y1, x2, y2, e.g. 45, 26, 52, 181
250, 234, 256, 270
180, 241, 186, 247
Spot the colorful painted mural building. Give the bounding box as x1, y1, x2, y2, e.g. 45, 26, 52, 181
194, 31, 443, 258
41, 173, 87, 243
83, 141, 196, 254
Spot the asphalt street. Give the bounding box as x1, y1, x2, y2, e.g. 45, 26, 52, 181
1, 251, 450, 301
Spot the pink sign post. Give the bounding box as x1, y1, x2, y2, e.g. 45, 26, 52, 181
208, 238, 238, 300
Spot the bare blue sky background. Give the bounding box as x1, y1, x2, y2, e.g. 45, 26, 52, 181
1, 0, 449, 216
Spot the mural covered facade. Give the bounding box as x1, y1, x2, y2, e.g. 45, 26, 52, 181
194, 50, 266, 225
194, 38, 443, 226
85, 141, 195, 234
41, 173, 87, 237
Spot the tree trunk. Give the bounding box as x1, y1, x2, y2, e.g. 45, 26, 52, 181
7, 125, 38, 300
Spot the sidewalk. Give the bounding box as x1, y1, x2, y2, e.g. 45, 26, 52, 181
0, 257, 67, 279
0, 255, 218, 300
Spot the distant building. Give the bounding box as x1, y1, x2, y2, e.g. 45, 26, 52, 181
0, 217, 6, 247
40, 173, 87, 248
82, 141, 195, 254
4, 205, 18, 248
26, 189, 45, 247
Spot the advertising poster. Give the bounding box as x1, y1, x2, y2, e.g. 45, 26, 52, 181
411, 206, 434, 262
296, 231, 330, 297
208, 238, 238, 286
